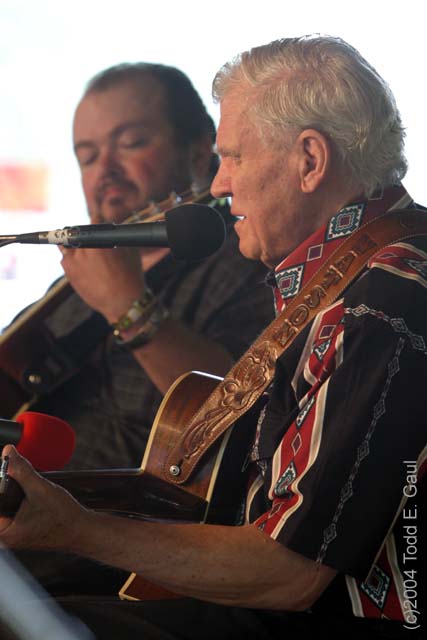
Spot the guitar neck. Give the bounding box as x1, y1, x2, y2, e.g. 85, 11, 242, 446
0, 468, 207, 522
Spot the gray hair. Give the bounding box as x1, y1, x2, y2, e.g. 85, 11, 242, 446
213, 35, 407, 196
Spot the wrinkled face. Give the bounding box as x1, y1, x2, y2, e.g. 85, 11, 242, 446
211, 88, 321, 268
73, 79, 196, 223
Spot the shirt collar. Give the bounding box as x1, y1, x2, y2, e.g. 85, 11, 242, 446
271, 184, 414, 313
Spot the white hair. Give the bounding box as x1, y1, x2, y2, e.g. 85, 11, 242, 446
213, 35, 407, 196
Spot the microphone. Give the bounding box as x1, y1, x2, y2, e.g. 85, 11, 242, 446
0, 411, 75, 471
1, 203, 227, 261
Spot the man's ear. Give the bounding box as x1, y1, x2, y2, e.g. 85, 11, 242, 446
296, 129, 331, 193
190, 135, 215, 185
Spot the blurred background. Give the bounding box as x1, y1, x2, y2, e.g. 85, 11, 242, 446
0, 0, 425, 329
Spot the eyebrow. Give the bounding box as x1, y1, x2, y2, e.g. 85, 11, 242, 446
74, 121, 151, 153
214, 145, 240, 159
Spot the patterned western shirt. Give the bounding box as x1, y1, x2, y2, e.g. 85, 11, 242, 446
246, 185, 427, 623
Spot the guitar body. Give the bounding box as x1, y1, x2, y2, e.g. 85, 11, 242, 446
0, 369, 32, 420
141, 370, 258, 521
120, 369, 263, 600
0, 278, 74, 418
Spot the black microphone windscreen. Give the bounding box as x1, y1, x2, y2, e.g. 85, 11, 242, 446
165, 204, 226, 260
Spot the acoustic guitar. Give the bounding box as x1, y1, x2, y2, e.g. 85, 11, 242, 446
0, 370, 263, 601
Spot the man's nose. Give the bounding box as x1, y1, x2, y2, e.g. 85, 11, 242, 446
97, 145, 124, 176
210, 165, 231, 199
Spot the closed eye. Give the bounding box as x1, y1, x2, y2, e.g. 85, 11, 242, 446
119, 137, 149, 149
75, 144, 98, 167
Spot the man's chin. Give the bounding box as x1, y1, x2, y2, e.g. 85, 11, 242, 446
237, 238, 262, 263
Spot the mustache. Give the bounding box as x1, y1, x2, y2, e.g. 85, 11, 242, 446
95, 176, 137, 204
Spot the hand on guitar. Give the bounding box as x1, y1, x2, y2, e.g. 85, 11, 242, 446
59, 244, 146, 325
0, 444, 337, 609
0, 445, 90, 552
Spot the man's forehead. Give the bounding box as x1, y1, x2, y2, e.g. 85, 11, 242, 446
218, 84, 254, 124
73, 82, 169, 140
86, 81, 165, 113
216, 97, 253, 151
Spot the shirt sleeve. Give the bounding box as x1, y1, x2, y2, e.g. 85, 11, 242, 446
177, 230, 275, 360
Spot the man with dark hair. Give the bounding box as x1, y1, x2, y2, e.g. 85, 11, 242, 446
12, 62, 273, 469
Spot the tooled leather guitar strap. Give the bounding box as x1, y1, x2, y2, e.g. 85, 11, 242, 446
163, 207, 427, 485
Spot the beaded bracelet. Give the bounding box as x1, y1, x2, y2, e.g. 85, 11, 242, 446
113, 299, 170, 350
112, 289, 156, 333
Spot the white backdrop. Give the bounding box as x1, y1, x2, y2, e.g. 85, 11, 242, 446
0, 0, 425, 328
